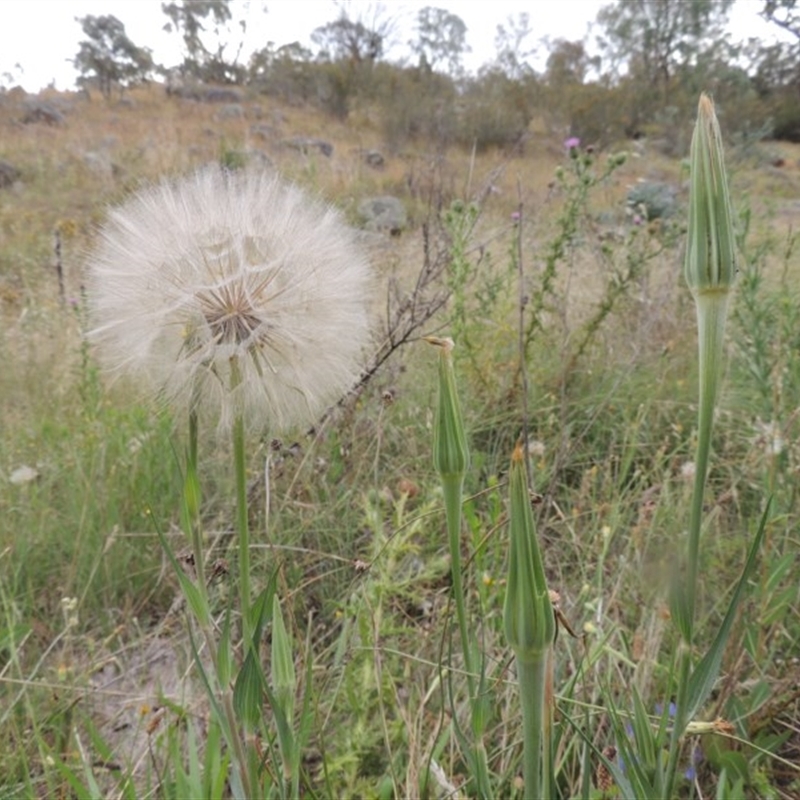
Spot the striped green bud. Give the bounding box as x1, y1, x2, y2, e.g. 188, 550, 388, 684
426, 336, 470, 479
685, 93, 737, 296
504, 443, 555, 664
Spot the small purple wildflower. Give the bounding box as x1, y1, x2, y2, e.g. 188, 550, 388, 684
510, 211, 521, 223
655, 701, 677, 718
684, 744, 703, 781
564, 136, 581, 150
632, 213, 643, 226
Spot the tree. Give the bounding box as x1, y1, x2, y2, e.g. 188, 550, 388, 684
162, 0, 246, 83
595, 0, 734, 99
545, 39, 597, 87
761, 0, 800, 37
756, 1, 800, 139
311, 9, 391, 64
493, 12, 536, 79
73, 15, 153, 98
410, 7, 469, 75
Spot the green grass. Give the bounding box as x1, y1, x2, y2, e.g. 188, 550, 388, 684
1, 85, 799, 798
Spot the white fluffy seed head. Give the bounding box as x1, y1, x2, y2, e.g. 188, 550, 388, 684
87, 167, 373, 435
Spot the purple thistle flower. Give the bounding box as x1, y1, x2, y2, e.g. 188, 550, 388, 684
564, 136, 581, 151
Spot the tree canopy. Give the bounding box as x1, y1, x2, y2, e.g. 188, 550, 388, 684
73, 14, 153, 98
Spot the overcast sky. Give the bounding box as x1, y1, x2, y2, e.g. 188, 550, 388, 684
0, 0, 789, 92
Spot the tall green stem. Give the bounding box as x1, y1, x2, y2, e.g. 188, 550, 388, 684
668, 92, 737, 799
686, 292, 730, 638
233, 410, 251, 644
230, 357, 252, 645
427, 337, 490, 795
666, 293, 730, 795
186, 409, 206, 595
442, 474, 473, 684
183, 410, 254, 798
517, 657, 550, 800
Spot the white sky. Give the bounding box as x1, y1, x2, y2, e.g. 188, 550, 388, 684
0, 0, 790, 92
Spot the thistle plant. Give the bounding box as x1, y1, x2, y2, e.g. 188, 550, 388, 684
86, 166, 372, 794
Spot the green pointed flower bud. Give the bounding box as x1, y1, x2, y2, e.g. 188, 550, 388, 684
673, 94, 738, 649
504, 443, 555, 664
685, 93, 737, 296
425, 336, 470, 479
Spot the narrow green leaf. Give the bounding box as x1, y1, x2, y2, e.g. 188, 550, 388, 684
154, 521, 210, 626
233, 648, 265, 733
178, 570, 211, 625
232, 582, 278, 733
216, 602, 233, 688
688, 500, 770, 718
631, 688, 657, 768
270, 595, 296, 722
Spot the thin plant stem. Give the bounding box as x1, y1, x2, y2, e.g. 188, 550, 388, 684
665, 291, 730, 795
186, 410, 206, 594
184, 412, 255, 797
442, 474, 473, 685
686, 292, 730, 640
442, 475, 491, 794
234, 410, 251, 643
517, 657, 549, 800
230, 357, 252, 645
664, 641, 692, 794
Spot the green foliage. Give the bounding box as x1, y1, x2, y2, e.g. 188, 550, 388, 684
410, 6, 469, 75
596, 0, 735, 104
311, 10, 387, 64
73, 15, 154, 99
456, 68, 537, 151
2, 79, 799, 799
161, 0, 246, 84
377, 65, 457, 148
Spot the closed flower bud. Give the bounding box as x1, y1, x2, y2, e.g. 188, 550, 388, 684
426, 337, 470, 479
504, 443, 555, 663
685, 94, 737, 296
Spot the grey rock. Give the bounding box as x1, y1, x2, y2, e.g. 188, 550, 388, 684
358, 196, 407, 234
21, 100, 65, 125
0, 160, 20, 188
283, 136, 333, 157
250, 123, 279, 142
365, 149, 385, 168
214, 103, 244, 121
203, 87, 242, 103
82, 151, 113, 177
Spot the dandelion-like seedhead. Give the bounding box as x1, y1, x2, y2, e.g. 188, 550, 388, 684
87, 168, 372, 433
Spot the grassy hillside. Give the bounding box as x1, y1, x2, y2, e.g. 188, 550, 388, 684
1, 83, 799, 798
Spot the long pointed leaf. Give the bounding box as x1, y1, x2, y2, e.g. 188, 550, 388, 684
688, 500, 771, 718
